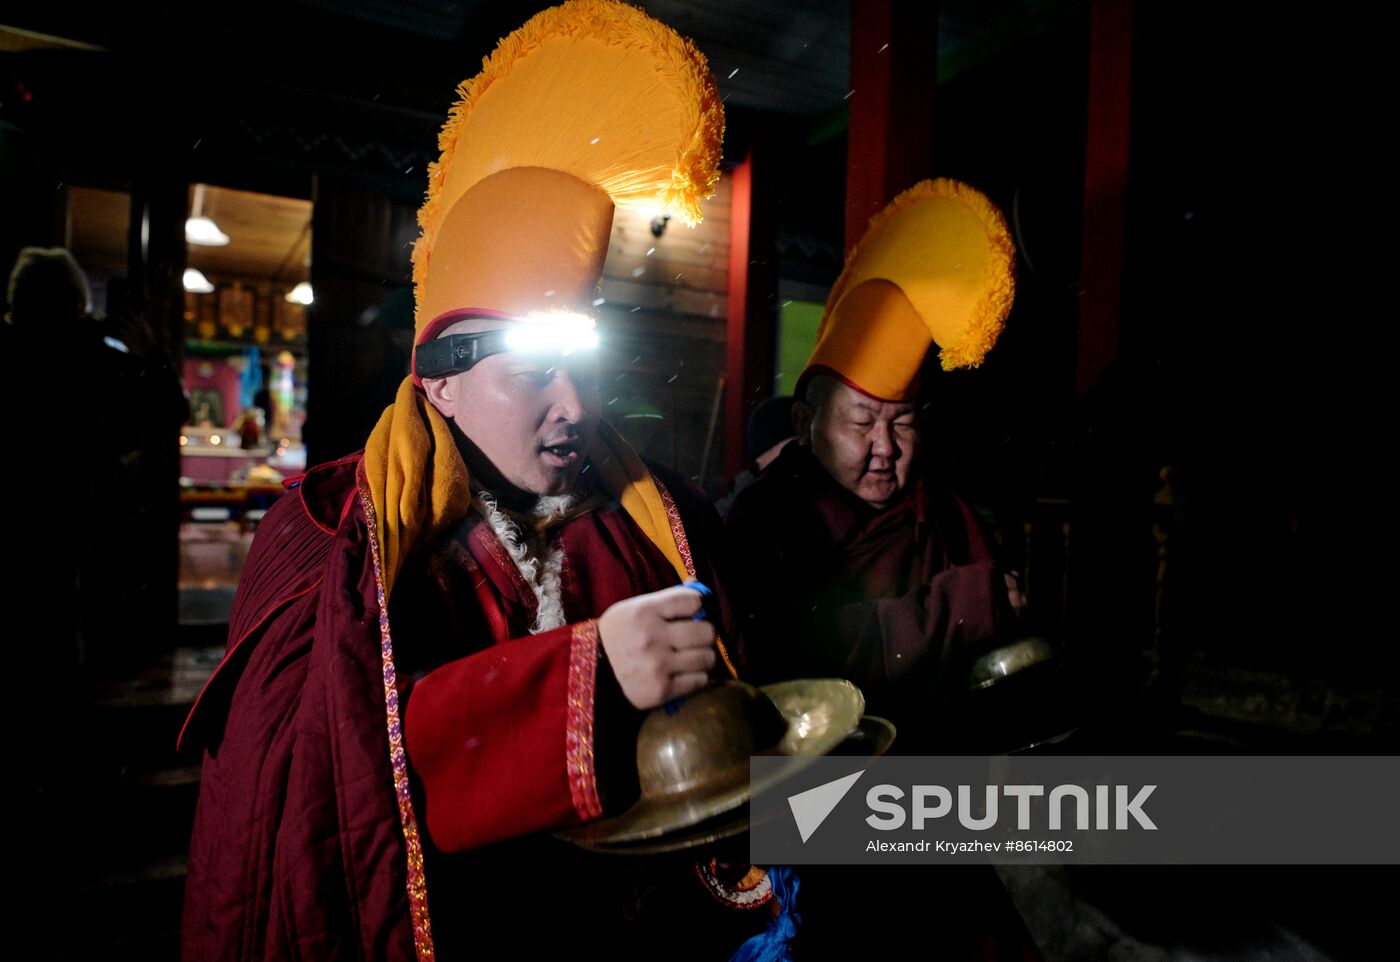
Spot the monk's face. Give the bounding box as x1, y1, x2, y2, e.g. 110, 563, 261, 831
423, 329, 601, 497
802, 380, 918, 509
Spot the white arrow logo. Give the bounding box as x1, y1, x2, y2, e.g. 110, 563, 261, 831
787, 770, 865, 843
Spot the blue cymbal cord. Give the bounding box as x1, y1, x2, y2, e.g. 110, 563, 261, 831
682, 579, 713, 621
665, 581, 715, 715
730, 865, 800, 962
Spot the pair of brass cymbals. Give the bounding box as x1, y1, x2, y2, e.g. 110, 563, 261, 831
556, 679, 894, 854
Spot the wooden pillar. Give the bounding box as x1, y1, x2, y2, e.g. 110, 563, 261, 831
845, 0, 939, 252
307, 172, 418, 466
129, 162, 188, 363
724, 140, 777, 480
1076, 0, 1134, 396
1068, 0, 1150, 669
125, 145, 187, 654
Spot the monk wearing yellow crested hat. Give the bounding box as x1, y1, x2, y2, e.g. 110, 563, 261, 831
727, 177, 1026, 741
725, 178, 1039, 959
180, 4, 772, 960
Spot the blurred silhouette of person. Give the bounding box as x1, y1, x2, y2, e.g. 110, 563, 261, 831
3, 247, 90, 675
715, 394, 795, 517
3, 248, 187, 673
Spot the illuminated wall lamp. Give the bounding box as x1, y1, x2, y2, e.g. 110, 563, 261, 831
183, 268, 216, 293
285, 282, 314, 305
186, 184, 230, 247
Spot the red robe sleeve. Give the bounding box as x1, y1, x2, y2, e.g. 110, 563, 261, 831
397, 473, 729, 856
402, 619, 605, 852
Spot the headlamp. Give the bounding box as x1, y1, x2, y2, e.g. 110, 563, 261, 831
414, 311, 600, 379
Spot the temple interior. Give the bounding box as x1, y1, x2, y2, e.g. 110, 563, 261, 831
1, 1, 1389, 959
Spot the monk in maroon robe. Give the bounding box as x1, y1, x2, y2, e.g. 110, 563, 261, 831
180, 436, 756, 961
725, 179, 1038, 960
726, 374, 1020, 748
180, 6, 774, 958
724, 375, 1035, 960
726, 177, 1028, 743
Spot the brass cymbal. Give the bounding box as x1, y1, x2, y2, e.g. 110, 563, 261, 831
569, 713, 897, 856
830, 713, 895, 757
555, 678, 863, 847
967, 636, 1059, 690
571, 807, 752, 856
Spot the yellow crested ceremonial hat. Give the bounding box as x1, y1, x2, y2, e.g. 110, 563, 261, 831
800, 178, 1016, 402
365, 0, 724, 601
411, 0, 723, 348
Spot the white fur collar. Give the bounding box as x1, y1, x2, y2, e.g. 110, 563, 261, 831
472, 488, 570, 633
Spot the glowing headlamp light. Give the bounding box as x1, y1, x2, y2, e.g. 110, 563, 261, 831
414, 311, 600, 380
503, 314, 600, 354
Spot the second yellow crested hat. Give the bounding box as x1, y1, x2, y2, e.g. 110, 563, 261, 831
411, 0, 724, 345
801, 178, 1016, 402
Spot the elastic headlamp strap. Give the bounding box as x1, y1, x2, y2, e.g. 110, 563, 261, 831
413, 330, 511, 379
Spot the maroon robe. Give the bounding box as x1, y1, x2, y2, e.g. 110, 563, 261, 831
725, 443, 1040, 961
180, 452, 756, 962
725, 441, 1013, 747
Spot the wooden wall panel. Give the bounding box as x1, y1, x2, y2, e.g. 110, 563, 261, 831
595, 175, 732, 487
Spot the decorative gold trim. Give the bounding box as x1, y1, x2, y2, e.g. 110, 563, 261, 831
358, 476, 437, 962
654, 479, 739, 680
566, 620, 604, 820
654, 480, 696, 576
